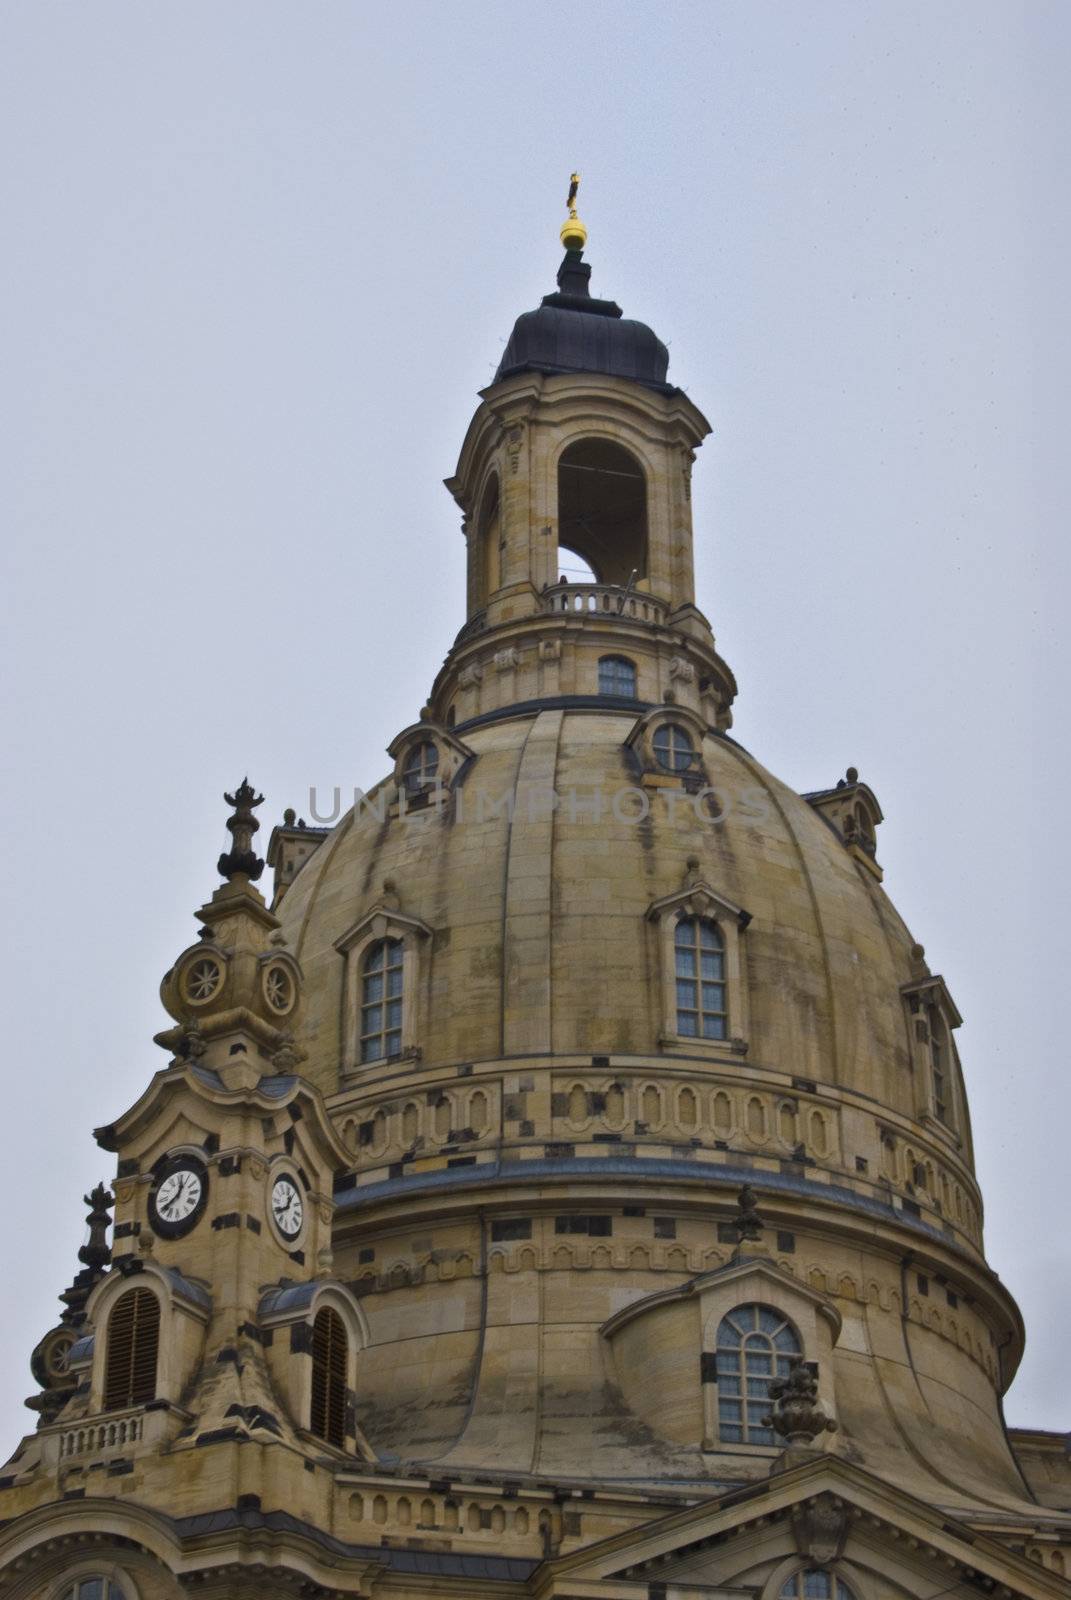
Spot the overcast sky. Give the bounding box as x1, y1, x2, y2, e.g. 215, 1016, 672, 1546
1, 1, 1067, 1446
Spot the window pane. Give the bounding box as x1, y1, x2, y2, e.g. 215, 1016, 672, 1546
717, 1321, 742, 1348
385, 1031, 402, 1055
700, 952, 724, 980
745, 1352, 772, 1374
776, 1355, 796, 1376
676, 979, 698, 1007
79, 1585, 104, 1600
774, 1326, 799, 1352
719, 1399, 742, 1420
361, 1038, 383, 1063
675, 947, 697, 977
805, 1574, 833, 1599
758, 1309, 782, 1334
715, 1352, 740, 1374
702, 1015, 727, 1039
674, 919, 695, 947
747, 1377, 770, 1397
699, 921, 721, 950
386, 968, 403, 997
366, 944, 385, 971
718, 1375, 741, 1395
721, 1423, 742, 1442
702, 982, 725, 1011
677, 1012, 698, 1037
362, 1004, 382, 1034
364, 972, 384, 1003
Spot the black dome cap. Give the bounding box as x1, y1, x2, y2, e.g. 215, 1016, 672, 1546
495, 251, 671, 392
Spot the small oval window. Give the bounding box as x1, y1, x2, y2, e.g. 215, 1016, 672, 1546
653, 722, 696, 772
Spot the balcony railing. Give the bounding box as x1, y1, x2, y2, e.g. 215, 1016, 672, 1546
542, 582, 669, 626
60, 1410, 143, 1459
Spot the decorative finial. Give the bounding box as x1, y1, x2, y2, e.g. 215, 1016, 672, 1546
217, 777, 265, 882
762, 1358, 837, 1446
560, 171, 587, 252
78, 1185, 113, 1274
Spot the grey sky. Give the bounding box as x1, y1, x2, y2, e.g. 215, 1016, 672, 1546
1, 0, 1067, 1444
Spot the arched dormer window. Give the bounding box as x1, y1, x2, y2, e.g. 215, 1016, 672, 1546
780, 1574, 856, 1600
61, 1582, 129, 1600
310, 1305, 348, 1449
103, 1287, 159, 1412
653, 722, 697, 772
402, 741, 439, 795
716, 1304, 800, 1444
361, 939, 403, 1063
675, 918, 727, 1040
598, 655, 637, 698
558, 438, 647, 587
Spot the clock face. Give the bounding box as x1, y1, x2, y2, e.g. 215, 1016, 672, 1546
271, 1176, 304, 1240
149, 1160, 207, 1237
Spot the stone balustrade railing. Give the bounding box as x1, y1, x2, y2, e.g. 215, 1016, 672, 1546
542, 582, 670, 626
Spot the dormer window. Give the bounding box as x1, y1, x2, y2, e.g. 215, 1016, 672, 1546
361, 939, 404, 1063
598, 655, 637, 698
403, 741, 439, 796
674, 917, 727, 1040
901, 973, 964, 1141
715, 1304, 801, 1444
653, 722, 696, 772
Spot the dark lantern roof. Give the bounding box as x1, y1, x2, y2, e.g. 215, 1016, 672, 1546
494, 250, 672, 392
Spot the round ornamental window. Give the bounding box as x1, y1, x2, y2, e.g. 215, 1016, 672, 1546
263, 962, 295, 1014
653, 722, 696, 772
182, 955, 223, 1005
44, 1329, 75, 1381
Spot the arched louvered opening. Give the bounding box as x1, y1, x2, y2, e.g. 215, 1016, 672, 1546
476, 472, 501, 607
310, 1306, 348, 1449
558, 438, 647, 587
103, 1287, 160, 1411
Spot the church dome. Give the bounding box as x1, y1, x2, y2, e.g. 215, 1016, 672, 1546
253, 262, 1027, 1495
495, 248, 671, 390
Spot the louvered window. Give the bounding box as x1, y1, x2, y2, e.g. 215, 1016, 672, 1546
103, 1287, 160, 1411
310, 1307, 348, 1449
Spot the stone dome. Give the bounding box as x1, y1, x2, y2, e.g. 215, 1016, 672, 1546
282, 713, 935, 1144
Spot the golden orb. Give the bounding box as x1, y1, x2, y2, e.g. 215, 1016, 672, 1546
560, 216, 588, 251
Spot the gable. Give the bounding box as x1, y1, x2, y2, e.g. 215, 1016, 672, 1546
539, 1458, 1071, 1600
